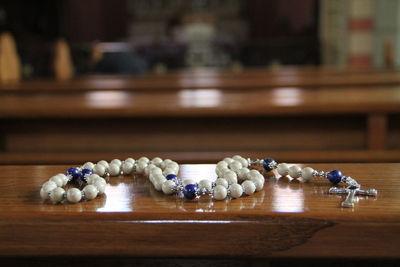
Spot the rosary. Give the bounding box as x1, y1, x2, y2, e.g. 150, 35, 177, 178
40, 156, 377, 208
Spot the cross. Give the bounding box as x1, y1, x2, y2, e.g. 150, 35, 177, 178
328, 187, 378, 208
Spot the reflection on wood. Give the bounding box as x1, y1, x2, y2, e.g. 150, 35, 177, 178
0, 163, 399, 258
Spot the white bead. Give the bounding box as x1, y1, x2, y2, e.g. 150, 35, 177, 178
213, 185, 227, 200
198, 179, 212, 191
246, 170, 261, 179
229, 161, 242, 172
42, 180, 57, 188
229, 184, 243, 198
40, 188, 48, 200
163, 167, 177, 176
122, 161, 134, 174
237, 157, 249, 168
215, 178, 228, 188
224, 174, 238, 185
66, 188, 82, 203
149, 172, 164, 183
93, 164, 106, 176
125, 158, 135, 164
150, 167, 163, 176
149, 173, 164, 183
82, 162, 95, 170
152, 174, 166, 184
49, 175, 64, 187
55, 173, 69, 186
108, 163, 120, 176
216, 167, 229, 177
301, 167, 314, 181
232, 155, 242, 161
87, 174, 100, 184
160, 159, 173, 169
144, 164, 156, 176
289, 165, 302, 178
162, 180, 176, 194
83, 185, 98, 200
151, 157, 163, 167
97, 160, 109, 169
153, 177, 166, 191
40, 183, 57, 200
223, 157, 234, 164
93, 180, 106, 194
277, 163, 289, 176
138, 157, 150, 163
242, 180, 256, 195
136, 161, 148, 174
247, 171, 264, 184
110, 159, 122, 167
249, 177, 264, 191
215, 164, 228, 172
93, 177, 106, 185
222, 169, 237, 179
216, 161, 228, 168
236, 167, 250, 181
183, 179, 196, 186
166, 162, 179, 172
49, 187, 65, 203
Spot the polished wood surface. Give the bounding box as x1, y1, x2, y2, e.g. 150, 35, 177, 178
1, 86, 400, 118
2, 68, 400, 91
0, 85, 400, 163
0, 163, 398, 258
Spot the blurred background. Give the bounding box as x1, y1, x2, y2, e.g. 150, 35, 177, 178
0, 0, 399, 164
0, 0, 322, 77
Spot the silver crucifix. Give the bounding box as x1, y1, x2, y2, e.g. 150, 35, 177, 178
328, 187, 378, 208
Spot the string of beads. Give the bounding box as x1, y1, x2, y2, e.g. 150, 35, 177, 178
40, 155, 266, 204
40, 156, 376, 207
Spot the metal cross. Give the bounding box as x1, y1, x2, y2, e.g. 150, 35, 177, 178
328, 187, 378, 208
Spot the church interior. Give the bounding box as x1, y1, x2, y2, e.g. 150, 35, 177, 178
0, 0, 399, 266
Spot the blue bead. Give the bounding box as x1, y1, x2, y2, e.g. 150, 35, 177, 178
81, 168, 93, 176
183, 184, 197, 200
67, 167, 80, 176
166, 174, 177, 180
75, 172, 84, 180
66, 167, 83, 181
262, 158, 275, 171
327, 170, 343, 184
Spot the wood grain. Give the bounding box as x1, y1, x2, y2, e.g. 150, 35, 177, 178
0, 163, 399, 258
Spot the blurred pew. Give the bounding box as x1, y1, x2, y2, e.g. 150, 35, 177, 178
0, 85, 399, 164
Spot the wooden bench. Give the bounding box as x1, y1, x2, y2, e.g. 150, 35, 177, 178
0, 163, 398, 263
0, 84, 399, 164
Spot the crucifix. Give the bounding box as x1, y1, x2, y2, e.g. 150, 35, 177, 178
328, 187, 378, 208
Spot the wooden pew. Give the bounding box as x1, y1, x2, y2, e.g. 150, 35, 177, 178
0, 85, 399, 164
0, 163, 399, 262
